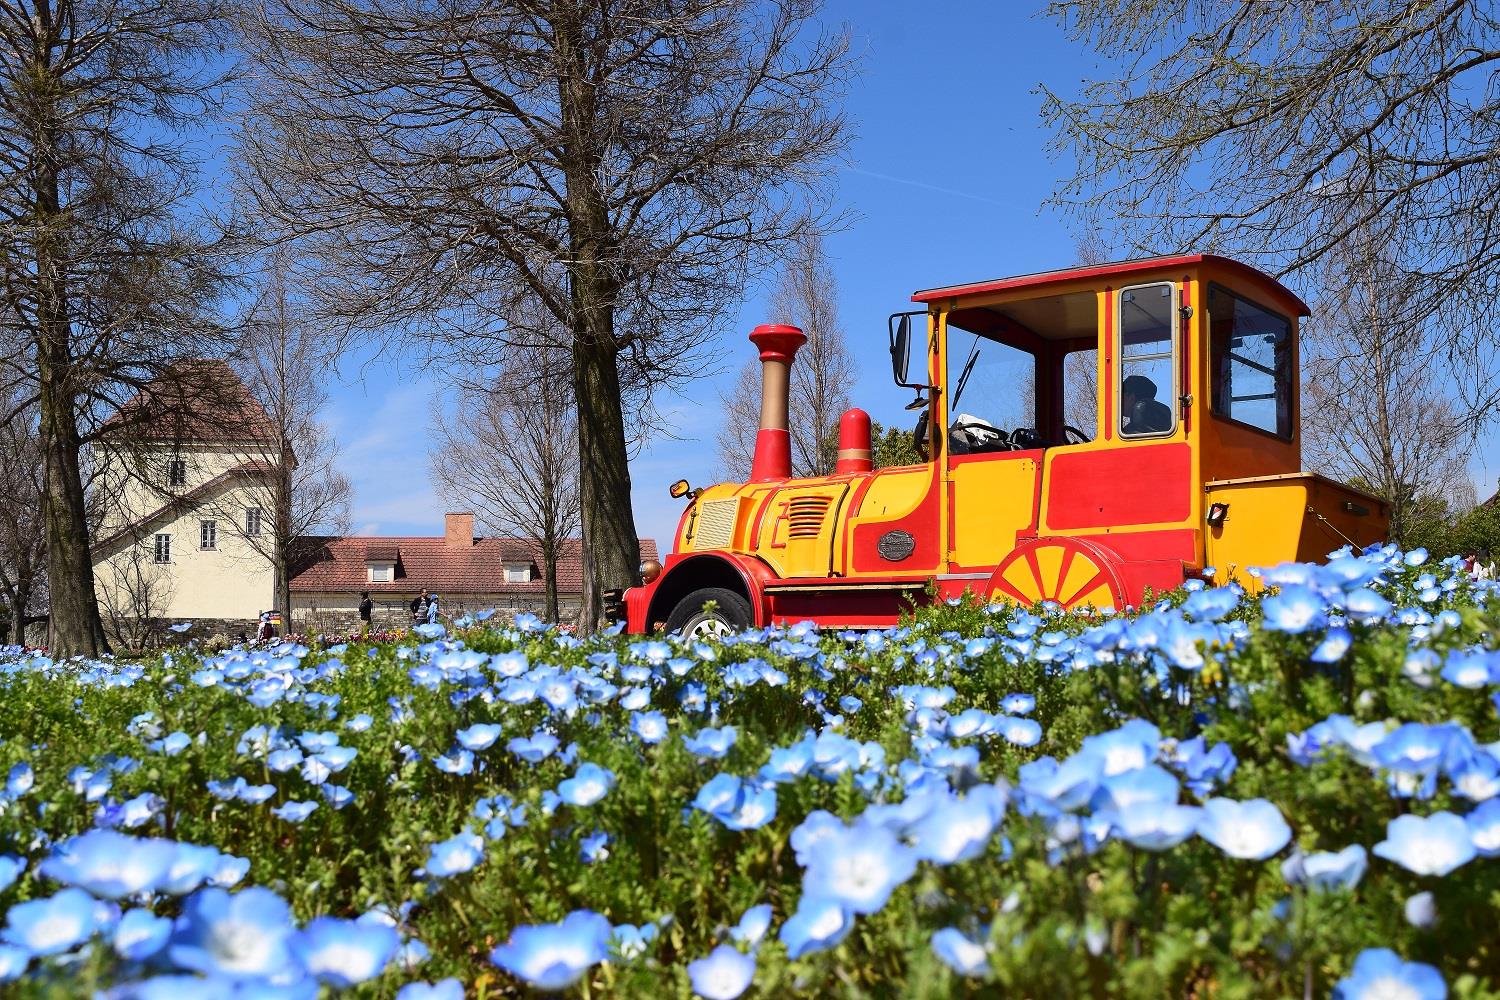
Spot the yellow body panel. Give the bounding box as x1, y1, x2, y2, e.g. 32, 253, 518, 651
947, 457, 1038, 567
1205, 474, 1389, 590
755, 483, 850, 579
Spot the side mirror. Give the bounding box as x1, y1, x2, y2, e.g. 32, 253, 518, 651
889, 314, 912, 385
669, 479, 691, 498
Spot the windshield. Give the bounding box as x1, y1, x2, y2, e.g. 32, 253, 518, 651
945, 329, 1035, 432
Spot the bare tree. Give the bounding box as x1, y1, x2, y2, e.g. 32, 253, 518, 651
717, 235, 855, 479
222, 264, 352, 626
0, 0, 233, 655
1302, 227, 1475, 546
431, 345, 581, 624
1041, 1, 1500, 424
98, 544, 175, 652
238, 0, 852, 625
0, 399, 45, 644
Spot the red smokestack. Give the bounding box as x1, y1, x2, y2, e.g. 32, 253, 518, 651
836, 408, 872, 474
747, 323, 806, 482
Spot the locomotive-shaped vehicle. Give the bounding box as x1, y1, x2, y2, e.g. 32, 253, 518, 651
616, 254, 1388, 635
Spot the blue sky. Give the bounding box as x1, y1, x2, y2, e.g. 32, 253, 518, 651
314, 2, 1499, 547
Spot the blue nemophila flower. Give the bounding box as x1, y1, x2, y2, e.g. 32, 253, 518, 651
682, 726, 738, 759
910, 786, 1006, 864
455, 723, 503, 751
998, 716, 1043, 747
168, 886, 296, 979
610, 922, 660, 961
1466, 798, 1500, 856
1260, 585, 1326, 633
433, 749, 475, 775
1309, 626, 1352, 663
1440, 649, 1499, 689
580, 830, 611, 863
1001, 693, 1036, 715
6, 762, 33, 797
801, 819, 918, 914
759, 740, 814, 784
114, 907, 172, 960
397, 980, 465, 1000
272, 800, 318, 823
1105, 801, 1201, 850
630, 711, 669, 744
507, 731, 559, 763
1374, 812, 1476, 876
151, 731, 193, 756
1333, 948, 1446, 1000
1080, 720, 1161, 776
557, 763, 616, 807
1296, 845, 1368, 891
290, 917, 399, 987
729, 904, 772, 947
39, 829, 177, 899
0, 944, 26, 981
489, 909, 612, 991
267, 748, 304, 772
0, 856, 23, 892
930, 926, 991, 977
3, 887, 103, 955
1195, 798, 1291, 860
687, 942, 756, 1000
778, 895, 852, 958
1404, 891, 1437, 928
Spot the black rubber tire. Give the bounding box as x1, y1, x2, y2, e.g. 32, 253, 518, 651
664, 587, 753, 637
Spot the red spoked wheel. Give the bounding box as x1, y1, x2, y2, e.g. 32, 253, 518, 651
987, 537, 1126, 612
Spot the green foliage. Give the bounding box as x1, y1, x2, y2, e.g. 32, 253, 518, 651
870, 419, 922, 468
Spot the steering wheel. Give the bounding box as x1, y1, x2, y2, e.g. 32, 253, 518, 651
1062, 423, 1091, 445
912, 409, 929, 461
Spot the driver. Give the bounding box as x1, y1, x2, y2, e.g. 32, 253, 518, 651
1121, 374, 1172, 435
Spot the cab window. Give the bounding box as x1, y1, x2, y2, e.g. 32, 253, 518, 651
1208, 285, 1293, 438
1117, 282, 1177, 438
945, 327, 1035, 452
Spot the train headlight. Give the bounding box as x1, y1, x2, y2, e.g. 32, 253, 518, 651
640, 559, 662, 584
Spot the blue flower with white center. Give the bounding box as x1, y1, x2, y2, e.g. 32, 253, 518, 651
320, 784, 354, 809
114, 907, 172, 960
1310, 626, 1352, 663
630, 711, 669, 744
316, 746, 357, 772
271, 800, 318, 824
455, 723, 503, 751
0, 944, 26, 981
151, 731, 193, 756
1092, 764, 1179, 813
580, 830, 610, 863
1404, 892, 1436, 928
759, 740, 814, 784
167, 886, 296, 979
1466, 798, 1500, 856
1104, 802, 1201, 850
1375, 724, 1459, 775
1374, 812, 1475, 876
237, 783, 277, 805
433, 749, 475, 775
6, 762, 33, 797
730, 904, 772, 947
506, 731, 559, 763
778, 896, 851, 958
1299, 845, 1368, 891
1261, 585, 1326, 633
2, 887, 103, 956
610, 922, 659, 961
267, 748, 303, 772
1344, 588, 1392, 623
425, 832, 484, 877
911, 787, 1006, 864
1196, 798, 1292, 860
802, 819, 918, 914
930, 926, 990, 976
1018, 754, 1102, 813
397, 980, 465, 1000
682, 726, 738, 759
557, 763, 615, 807
1182, 585, 1240, 622
1080, 720, 1160, 776
0, 856, 22, 893
946, 709, 996, 739
998, 716, 1043, 746
618, 686, 651, 711
119, 791, 165, 828
687, 942, 756, 999
1333, 948, 1445, 1000
721, 782, 777, 831
290, 916, 399, 987
489, 910, 612, 991
1001, 692, 1036, 715
39, 829, 177, 899
1440, 649, 1498, 689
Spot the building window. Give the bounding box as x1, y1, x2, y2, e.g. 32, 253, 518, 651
368, 565, 392, 583
504, 564, 531, 584
154, 534, 172, 564
200, 520, 217, 550
1117, 282, 1178, 438
167, 458, 186, 488
245, 507, 263, 536
1208, 284, 1294, 439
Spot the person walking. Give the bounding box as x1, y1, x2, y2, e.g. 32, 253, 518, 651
358, 591, 373, 636
410, 589, 428, 630
426, 593, 441, 625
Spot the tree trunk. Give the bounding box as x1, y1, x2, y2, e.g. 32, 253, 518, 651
542, 542, 560, 625
6, 582, 26, 647
572, 330, 638, 626
275, 449, 294, 629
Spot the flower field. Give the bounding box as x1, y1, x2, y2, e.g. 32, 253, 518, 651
2, 546, 1499, 998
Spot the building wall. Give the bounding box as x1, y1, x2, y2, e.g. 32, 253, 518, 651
293, 591, 584, 631
93, 444, 278, 623
95, 442, 271, 538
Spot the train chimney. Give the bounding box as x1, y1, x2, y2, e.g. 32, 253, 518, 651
747, 323, 807, 482
836, 408, 872, 474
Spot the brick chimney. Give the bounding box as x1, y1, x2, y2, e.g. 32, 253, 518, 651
444, 512, 474, 547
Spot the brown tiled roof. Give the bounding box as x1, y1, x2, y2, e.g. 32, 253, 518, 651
90, 461, 275, 556
289, 536, 660, 595
103, 360, 280, 445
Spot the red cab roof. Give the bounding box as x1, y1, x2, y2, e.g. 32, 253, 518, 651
910, 254, 1310, 317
